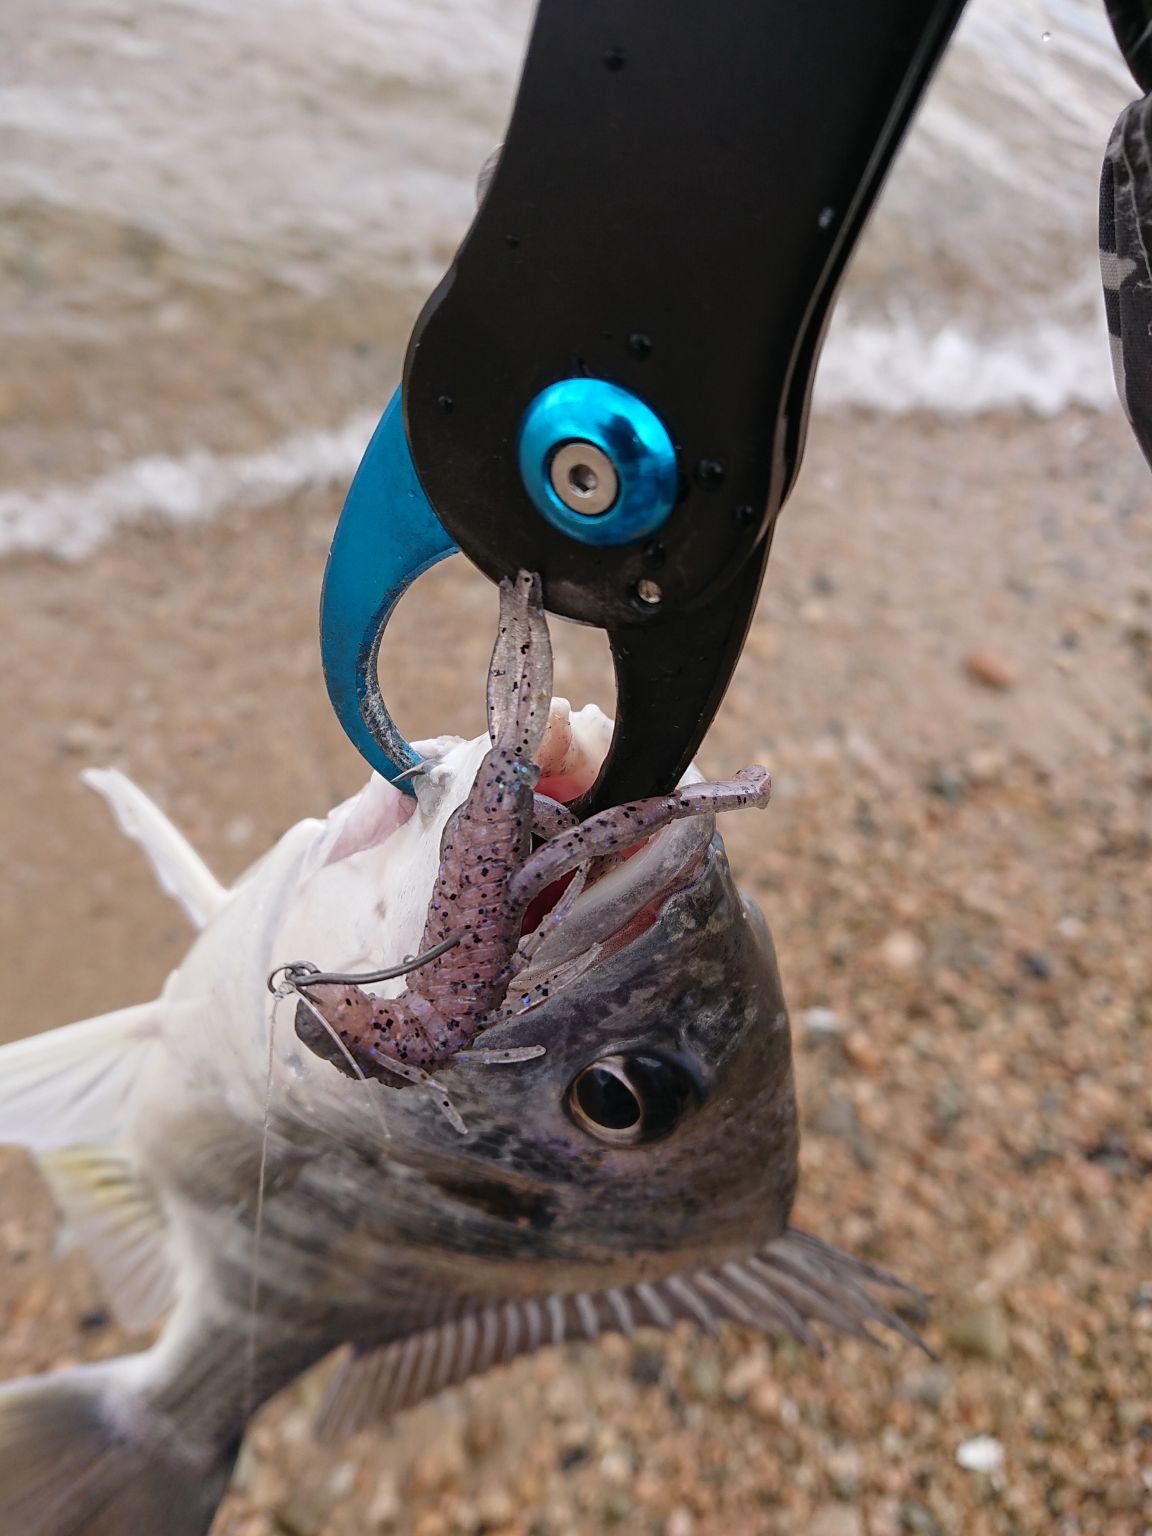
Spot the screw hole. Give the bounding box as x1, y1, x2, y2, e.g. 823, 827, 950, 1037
567, 463, 599, 498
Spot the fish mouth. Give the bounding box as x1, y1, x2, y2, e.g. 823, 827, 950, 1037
521, 817, 717, 982
517, 704, 719, 983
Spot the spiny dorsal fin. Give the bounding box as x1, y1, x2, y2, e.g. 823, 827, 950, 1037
83, 768, 228, 930
40, 1144, 174, 1329
315, 1229, 926, 1441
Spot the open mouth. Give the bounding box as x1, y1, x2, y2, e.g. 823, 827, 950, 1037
514, 700, 718, 983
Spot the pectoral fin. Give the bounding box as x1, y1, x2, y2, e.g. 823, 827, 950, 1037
0, 1004, 174, 1328
40, 1145, 174, 1328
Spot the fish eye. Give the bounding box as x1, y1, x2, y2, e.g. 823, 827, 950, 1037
566, 1053, 696, 1146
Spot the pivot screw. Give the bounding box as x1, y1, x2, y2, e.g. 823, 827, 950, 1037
550, 441, 620, 516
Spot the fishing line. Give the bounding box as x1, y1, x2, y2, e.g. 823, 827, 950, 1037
244, 992, 279, 1426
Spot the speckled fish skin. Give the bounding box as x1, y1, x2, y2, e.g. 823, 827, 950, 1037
0, 722, 917, 1536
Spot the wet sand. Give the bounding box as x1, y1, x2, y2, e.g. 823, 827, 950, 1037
1, 408, 1150, 1533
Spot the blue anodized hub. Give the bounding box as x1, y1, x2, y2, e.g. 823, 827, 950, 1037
518, 378, 678, 546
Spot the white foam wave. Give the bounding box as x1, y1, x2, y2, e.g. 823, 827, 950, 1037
1, 0, 1134, 340
1, 313, 1122, 564
0, 0, 1141, 560
0, 414, 377, 561
817, 317, 1117, 415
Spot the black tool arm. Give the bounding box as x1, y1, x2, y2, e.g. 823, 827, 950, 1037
402, 0, 968, 809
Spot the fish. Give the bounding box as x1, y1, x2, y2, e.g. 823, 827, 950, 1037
0, 574, 923, 1536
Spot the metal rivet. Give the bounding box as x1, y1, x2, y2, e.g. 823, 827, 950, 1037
437, 394, 454, 411
695, 458, 725, 488
550, 442, 619, 516
628, 332, 653, 359
635, 578, 662, 606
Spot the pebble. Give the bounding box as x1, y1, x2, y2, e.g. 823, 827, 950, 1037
927, 766, 966, 802
896, 1366, 954, 1408
224, 814, 255, 847
1103, 1478, 1146, 1511
272, 1492, 328, 1536
955, 1435, 1005, 1476
688, 1356, 722, 1402
801, 1005, 843, 1037
879, 929, 925, 972
598, 1449, 631, 1487
825, 1446, 863, 1498
57, 720, 103, 756
842, 1031, 881, 1073
899, 1501, 943, 1534
629, 1345, 665, 1386
474, 1486, 516, 1526
964, 746, 1008, 783
963, 650, 1018, 690
808, 1505, 864, 1536
944, 1301, 1010, 1362
1018, 950, 1054, 980
723, 1352, 769, 1402
463, 1408, 501, 1458
810, 1096, 860, 1140
600, 1489, 634, 1524
367, 1472, 402, 1531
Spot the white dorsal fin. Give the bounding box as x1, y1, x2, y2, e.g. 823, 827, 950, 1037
82, 768, 228, 930
314, 1230, 928, 1441
40, 1143, 174, 1328
0, 1001, 161, 1152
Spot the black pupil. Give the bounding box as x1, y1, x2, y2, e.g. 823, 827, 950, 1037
627, 1056, 690, 1139
575, 1067, 640, 1130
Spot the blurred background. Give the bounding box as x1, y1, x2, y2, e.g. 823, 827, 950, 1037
1, 1, 1150, 1532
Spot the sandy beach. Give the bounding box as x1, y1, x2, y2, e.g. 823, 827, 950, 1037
1, 405, 1149, 1534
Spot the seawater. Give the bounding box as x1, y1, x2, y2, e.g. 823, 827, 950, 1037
0, 0, 1137, 558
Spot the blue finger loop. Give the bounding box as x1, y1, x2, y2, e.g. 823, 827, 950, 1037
319, 387, 458, 790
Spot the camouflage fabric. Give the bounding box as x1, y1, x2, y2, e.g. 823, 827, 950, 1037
1101, 89, 1152, 467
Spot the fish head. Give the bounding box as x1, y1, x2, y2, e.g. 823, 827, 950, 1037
268, 703, 795, 1305
370, 777, 797, 1301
